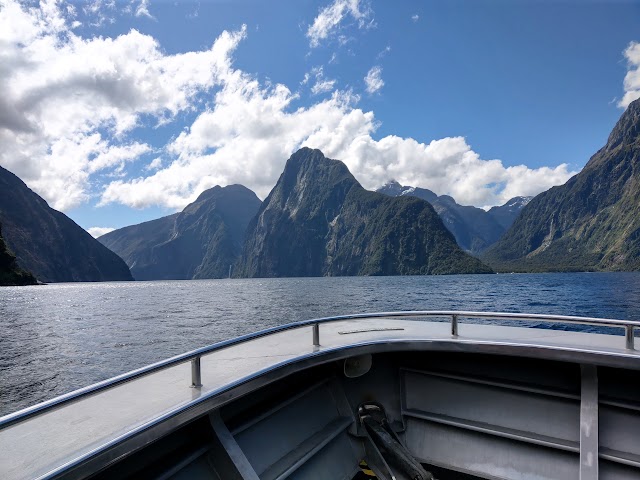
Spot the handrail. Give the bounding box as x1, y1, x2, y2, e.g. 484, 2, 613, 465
1, 310, 638, 430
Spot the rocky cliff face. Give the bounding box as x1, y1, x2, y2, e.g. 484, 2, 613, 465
483, 98, 640, 272
377, 181, 530, 254
0, 166, 132, 283
235, 148, 492, 277
0, 223, 37, 286
99, 185, 261, 280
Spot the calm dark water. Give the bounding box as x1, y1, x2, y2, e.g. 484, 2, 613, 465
1, 272, 639, 416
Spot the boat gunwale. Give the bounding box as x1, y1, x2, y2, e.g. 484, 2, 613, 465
16, 336, 640, 480
1, 309, 638, 431
3, 322, 640, 480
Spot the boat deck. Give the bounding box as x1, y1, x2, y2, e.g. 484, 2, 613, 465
1, 315, 639, 480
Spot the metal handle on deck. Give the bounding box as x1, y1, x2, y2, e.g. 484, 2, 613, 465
191, 356, 202, 388
626, 325, 635, 350
451, 314, 458, 337
313, 323, 320, 346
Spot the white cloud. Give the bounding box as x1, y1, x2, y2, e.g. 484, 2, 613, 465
336, 135, 575, 208
302, 66, 337, 95
307, 0, 373, 48
0, 0, 246, 210
145, 157, 163, 171
364, 65, 384, 94
312, 79, 336, 95
101, 67, 573, 209
1, 0, 575, 215
135, 0, 153, 19
87, 226, 115, 238
619, 41, 640, 109
411, 14, 419, 22
83, 0, 116, 27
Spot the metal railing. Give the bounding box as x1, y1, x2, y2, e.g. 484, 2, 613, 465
1, 310, 638, 430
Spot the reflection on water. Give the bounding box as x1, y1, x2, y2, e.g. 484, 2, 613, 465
1, 272, 639, 416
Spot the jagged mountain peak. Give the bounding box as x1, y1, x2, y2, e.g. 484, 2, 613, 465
193, 184, 256, 204
236, 148, 491, 277
604, 97, 640, 152
284, 147, 332, 172
506, 196, 532, 207
382, 179, 402, 188
378, 180, 438, 204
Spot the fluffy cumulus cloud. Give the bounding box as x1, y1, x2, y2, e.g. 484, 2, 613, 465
102, 74, 574, 209
335, 136, 575, 207
364, 66, 384, 94
619, 42, 640, 109
1, 0, 575, 215
306, 0, 373, 48
0, 0, 244, 210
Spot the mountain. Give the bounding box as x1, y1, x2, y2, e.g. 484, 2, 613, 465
99, 185, 261, 280
0, 166, 133, 283
235, 148, 492, 277
487, 196, 532, 230
0, 223, 37, 286
377, 180, 531, 254
377, 181, 438, 203
483, 98, 640, 272
98, 214, 179, 280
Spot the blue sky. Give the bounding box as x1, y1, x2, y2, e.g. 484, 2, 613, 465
0, 0, 638, 236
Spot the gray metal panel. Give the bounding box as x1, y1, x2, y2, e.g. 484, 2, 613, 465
260, 418, 354, 480
402, 410, 579, 452
163, 454, 220, 480
404, 417, 579, 480
579, 365, 599, 480
209, 413, 260, 480
600, 405, 640, 458
287, 432, 362, 480
341, 356, 404, 434
599, 449, 640, 469
600, 460, 640, 480
402, 370, 580, 445
155, 446, 213, 480
233, 381, 346, 475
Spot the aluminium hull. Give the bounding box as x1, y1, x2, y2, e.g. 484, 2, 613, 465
1, 312, 639, 480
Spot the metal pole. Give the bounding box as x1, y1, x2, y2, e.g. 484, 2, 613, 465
451, 314, 458, 337
191, 356, 202, 388
579, 365, 599, 480
625, 325, 635, 350
313, 323, 320, 346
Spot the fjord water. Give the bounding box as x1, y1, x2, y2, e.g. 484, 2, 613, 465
1, 272, 640, 416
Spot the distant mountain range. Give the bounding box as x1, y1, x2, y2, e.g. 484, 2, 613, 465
483, 97, 640, 272
235, 148, 492, 277
0, 165, 132, 283
99, 185, 261, 280
4, 97, 640, 282
377, 181, 531, 254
